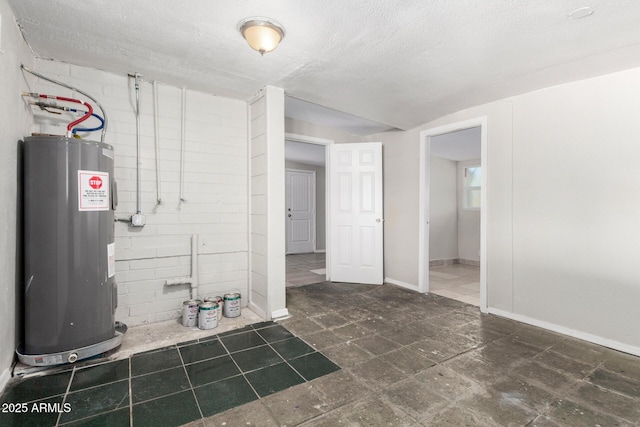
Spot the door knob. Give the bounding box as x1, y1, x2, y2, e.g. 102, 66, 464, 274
376, 218, 384, 223
288, 214, 291, 217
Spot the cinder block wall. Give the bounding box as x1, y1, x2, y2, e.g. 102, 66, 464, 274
31, 60, 249, 327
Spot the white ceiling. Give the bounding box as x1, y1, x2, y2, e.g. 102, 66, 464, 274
285, 140, 326, 167
8, 1, 640, 133
430, 127, 481, 161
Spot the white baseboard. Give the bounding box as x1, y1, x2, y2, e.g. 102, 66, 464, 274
0, 367, 11, 395
313, 249, 326, 253
271, 308, 290, 320
488, 308, 640, 357
384, 277, 421, 293
247, 301, 267, 321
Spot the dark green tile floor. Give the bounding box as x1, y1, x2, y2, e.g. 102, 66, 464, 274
0, 322, 339, 427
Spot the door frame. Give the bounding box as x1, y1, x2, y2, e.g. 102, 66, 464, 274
284, 133, 333, 280
418, 117, 488, 313
285, 168, 316, 254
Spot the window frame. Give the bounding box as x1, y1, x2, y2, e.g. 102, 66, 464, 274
463, 165, 481, 211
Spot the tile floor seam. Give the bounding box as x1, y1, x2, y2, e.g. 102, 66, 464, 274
226, 342, 269, 355
552, 379, 637, 425
57, 406, 127, 426
130, 362, 184, 378
259, 398, 285, 427
569, 378, 640, 423
128, 357, 133, 427
190, 372, 245, 391
375, 391, 424, 426
64, 377, 130, 395
261, 337, 311, 383
216, 335, 262, 403
54, 366, 75, 427
176, 342, 205, 423
131, 386, 198, 407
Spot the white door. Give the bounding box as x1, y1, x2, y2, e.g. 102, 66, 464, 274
329, 142, 383, 285
285, 169, 316, 254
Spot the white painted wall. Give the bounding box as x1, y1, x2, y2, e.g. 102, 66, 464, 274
457, 159, 481, 262
428, 156, 458, 261
30, 60, 248, 327
0, 0, 35, 390
285, 160, 326, 251
375, 67, 640, 353
249, 86, 287, 319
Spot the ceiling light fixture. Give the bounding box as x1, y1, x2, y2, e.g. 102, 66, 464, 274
238, 17, 285, 55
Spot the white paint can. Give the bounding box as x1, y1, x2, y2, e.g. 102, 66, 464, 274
198, 301, 218, 330
205, 296, 224, 320
182, 299, 201, 327
223, 293, 241, 318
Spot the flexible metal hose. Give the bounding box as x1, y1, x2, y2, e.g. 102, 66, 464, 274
21, 64, 108, 143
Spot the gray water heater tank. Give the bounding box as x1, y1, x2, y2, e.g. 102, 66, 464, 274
23, 136, 119, 356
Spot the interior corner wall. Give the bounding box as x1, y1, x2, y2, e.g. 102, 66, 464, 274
249, 86, 286, 319
428, 156, 458, 261
457, 159, 481, 262
376, 66, 640, 353
0, 0, 35, 389
285, 160, 326, 251
377, 129, 424, 286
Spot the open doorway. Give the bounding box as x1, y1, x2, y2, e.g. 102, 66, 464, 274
284, 134, 332, 287
419, 117, 487, 312
428, 128, 481, 306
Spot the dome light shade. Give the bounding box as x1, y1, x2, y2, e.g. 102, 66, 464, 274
238, 18, 285, 55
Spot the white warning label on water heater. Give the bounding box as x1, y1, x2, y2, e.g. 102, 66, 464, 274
107, 242, 115, 278
78, 170, 109, 211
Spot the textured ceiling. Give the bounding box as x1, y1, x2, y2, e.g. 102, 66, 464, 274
8, 0, 640, 132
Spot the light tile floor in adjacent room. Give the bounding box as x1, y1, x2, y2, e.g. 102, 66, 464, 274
286, 253, 326, 287
430, 264, 480, 306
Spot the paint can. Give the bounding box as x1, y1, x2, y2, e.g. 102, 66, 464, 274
205, 296, 224, 320
182, 299, 201, 327
223, 293, 241, 318
198, 301, 218, 330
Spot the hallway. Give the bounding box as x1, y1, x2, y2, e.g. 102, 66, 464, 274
286, 253, 326, 288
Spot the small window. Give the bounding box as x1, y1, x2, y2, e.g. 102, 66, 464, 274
464, 166, 481, 210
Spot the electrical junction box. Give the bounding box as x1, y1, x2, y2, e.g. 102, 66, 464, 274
131, 213, 146, 227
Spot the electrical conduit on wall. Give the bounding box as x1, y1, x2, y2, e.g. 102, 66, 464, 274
179, 87, 187, 208
153, 80, 162, 205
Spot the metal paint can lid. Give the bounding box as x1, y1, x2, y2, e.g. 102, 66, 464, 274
199, 302, 218, 310
224, 293, 241, 301
183, 300, 199, 306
